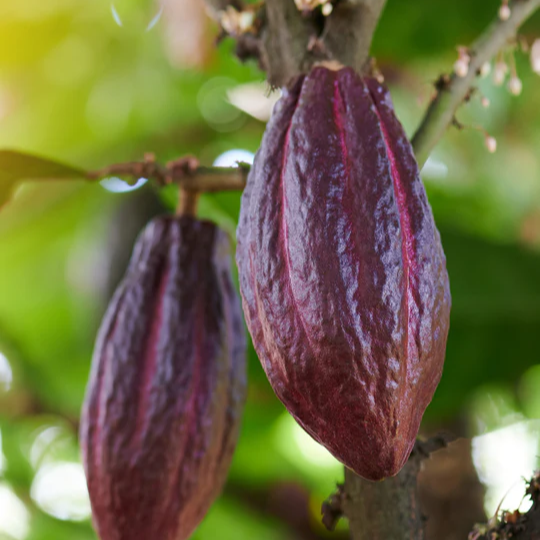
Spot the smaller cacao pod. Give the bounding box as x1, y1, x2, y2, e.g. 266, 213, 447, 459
80, 215, 246, 540
236, 65, 451, 481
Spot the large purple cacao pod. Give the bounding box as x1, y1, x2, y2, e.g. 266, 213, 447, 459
236, 66, 451, 481
80, 215, 246, 540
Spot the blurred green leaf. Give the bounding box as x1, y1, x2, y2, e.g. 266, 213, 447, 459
0, 150, 87, 182
0, 150, 87, 208
427, 226, 540, 420
520, 365, 540, 418
0, 180, 16, 208
193, 498, 289, 540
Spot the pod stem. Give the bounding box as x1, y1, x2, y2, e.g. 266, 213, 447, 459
344, 458, 424, 540
177, 189, 200, 217
327, 434, 455, 540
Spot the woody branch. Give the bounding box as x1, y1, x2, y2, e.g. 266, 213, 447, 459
412, 0, 540, 167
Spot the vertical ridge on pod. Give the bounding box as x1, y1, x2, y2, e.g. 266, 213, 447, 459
132, 262, 169, 448
238, 76, 304, 386
368, 85, 415, 420
279, 83, 312, 353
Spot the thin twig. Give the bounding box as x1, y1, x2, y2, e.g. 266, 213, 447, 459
87, 155, 249, 193
177, 190, 201, 216
322, 484, 345, 531
412, 431, 457, 459
411, 0, 540, 168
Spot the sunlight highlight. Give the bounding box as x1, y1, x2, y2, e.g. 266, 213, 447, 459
31, 461, 91, 521
275, 413, 340, 473
213, 149, 254, 168
0, 483, 30, 540
100, 176, 148, 193
146, 7, 163, 32
0, 350, 13, 392
198, 77, 244, 132
30, 425, 70, 469
472, 420, 540, 516
110, 4, 123, 26
227, 83, 281, 122
421, 156, 449, 180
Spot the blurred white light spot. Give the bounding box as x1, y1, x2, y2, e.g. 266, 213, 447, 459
213, 150, 254, 168
227, 83, 281, 122
531, 39, 540, 74
275, 413, 340, 471
0, 351, 13, 392
421, 156, 449, 180
30, 426, 69, 469
146, 7, 163, 31
31, 462, 91, 521
0, 483, 30, 540
100, 176, 148, 193
197, 77, 244, 132
111, 4, 123, 26
472, 420, 539, 516
292, 425, 337, 467
0, 430, 5, 474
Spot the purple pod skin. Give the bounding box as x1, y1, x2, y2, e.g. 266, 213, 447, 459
236, 66, 451, 481
80, 216, 246, 540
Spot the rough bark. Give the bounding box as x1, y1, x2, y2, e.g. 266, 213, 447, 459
323, 0, 387, 73
343, 458, 424, 540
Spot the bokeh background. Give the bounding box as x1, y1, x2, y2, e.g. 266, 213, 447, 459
1, 0, 540, 538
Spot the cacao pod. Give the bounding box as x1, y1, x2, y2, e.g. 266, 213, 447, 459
80, 215, 246, 540
236, 66, 451, 481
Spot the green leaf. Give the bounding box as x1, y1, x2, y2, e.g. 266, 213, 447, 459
0, 179, 17, 208
0, 150, 87, 208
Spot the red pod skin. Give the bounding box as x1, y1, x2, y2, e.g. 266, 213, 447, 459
80, 216, 246, 540
236, 66, 451, 481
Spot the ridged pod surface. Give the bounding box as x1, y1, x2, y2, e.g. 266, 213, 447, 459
80, 215, 246, 540
236, 66, 451, 481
